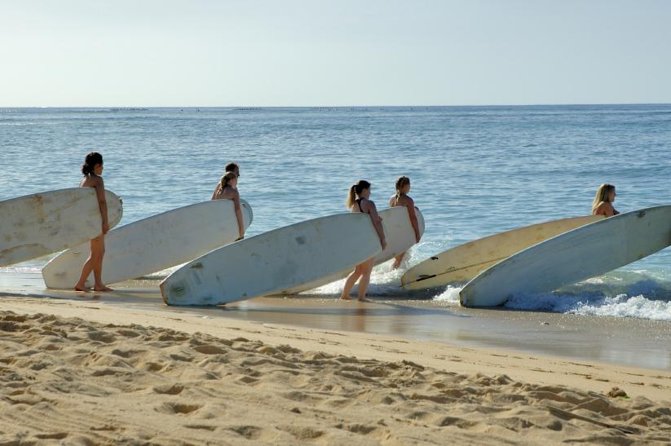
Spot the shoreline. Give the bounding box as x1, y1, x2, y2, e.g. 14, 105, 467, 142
2, 272, 671, 372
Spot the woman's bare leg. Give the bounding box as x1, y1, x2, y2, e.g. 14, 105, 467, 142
392, 252, 406, 269
356, 258, 376, 301
75, 235, 111, 292
340, 264, 364, 300
91, 235, 112, 291
75, 238, 98, 291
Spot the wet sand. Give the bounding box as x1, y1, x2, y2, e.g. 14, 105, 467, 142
2, 272, 671, 371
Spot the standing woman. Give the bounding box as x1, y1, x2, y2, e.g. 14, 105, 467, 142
592, 183, 619, 217
340, 180, 387, 301
75, 152, 112, 292
388, 176, 421, 269
212, 171, 245, 240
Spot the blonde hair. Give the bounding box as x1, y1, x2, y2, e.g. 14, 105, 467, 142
346, 180, 371, 209
220, 171, 237, 189
395, 176, 410, 197
591, 184, 615, 214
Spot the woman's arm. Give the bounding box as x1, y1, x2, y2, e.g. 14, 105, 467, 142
365, 200, 387, 250
232, 191, 245, 240
405, 199, 421, 243
93, 177, 109, 234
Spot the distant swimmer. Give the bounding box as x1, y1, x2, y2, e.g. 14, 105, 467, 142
212, 171, 245, 240
388, 176, 421, 269
340, 180, 387, 302
592, 183, 620, 217
75, 152, 113, 292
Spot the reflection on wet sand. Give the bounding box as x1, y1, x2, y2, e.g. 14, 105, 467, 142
1, 272, 670, 371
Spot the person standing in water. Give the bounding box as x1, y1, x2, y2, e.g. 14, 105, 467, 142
592, 183, 620, 217
340, 180, 387, 302
388, 176, 421, 269
75, 152, 112, 292
212, 171, 245, 240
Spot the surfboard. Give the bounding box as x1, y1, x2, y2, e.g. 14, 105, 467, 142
42, 199, 253, 289
279, 206, 425, 294
460, 206, 671, 308
160, 212, 383, 306
1, 188, 123, 267
401, 215, 604, 290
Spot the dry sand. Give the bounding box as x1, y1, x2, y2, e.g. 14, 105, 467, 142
1, 292, 670, 445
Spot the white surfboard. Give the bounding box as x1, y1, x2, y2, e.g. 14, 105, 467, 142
42, 199, 253, 289
160, 212, 383, 306
401, 215, 604, 290
460, 206, 671, 308
1, 188, 123, 267
279, 206, 425, 294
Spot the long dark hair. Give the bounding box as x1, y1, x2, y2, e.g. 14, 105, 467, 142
346, 180, 371, 209
81, 152, 103, 176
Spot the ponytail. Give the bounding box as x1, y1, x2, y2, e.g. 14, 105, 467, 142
346, 180, 371, 209
220, 172, 237, 189
81, 152, 103, 176
346, 185, 357, 209
395, 176, 410, 198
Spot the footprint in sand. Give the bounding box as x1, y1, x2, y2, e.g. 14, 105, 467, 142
156, 402, 202, 415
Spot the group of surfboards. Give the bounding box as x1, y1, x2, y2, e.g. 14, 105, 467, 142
2, 180, 668, 307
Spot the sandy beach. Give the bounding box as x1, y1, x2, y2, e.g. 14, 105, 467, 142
1, 275, 671, 445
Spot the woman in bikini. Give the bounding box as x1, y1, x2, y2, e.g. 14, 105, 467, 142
340, 180, 387, 301
75, 152, 112, 292
388, 176, 421, 269
212, 171, 245, 240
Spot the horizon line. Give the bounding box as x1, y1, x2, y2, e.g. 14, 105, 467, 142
1, 102, 671, 109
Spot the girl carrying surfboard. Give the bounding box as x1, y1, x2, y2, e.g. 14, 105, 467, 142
75, 152, 113, 292
389, 176, 421, 269
212, 171, 245, 241
340, 180, 387, 302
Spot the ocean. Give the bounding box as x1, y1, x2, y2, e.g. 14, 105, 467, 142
2, 105, 671, 321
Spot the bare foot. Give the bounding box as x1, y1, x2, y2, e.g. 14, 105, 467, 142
357, 297, 370, 302
74, 286, 89, 292
93, 286, 114, 292
339, 296, 352, 301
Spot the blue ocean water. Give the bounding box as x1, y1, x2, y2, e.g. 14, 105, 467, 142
1, 105, 670, 320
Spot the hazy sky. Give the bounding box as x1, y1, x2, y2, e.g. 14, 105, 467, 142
1, 0, 669, 106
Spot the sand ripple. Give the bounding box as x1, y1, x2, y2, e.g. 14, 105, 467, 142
1, 311, 670, 445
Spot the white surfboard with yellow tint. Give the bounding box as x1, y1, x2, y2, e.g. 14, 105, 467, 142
460, 206, 671, 307
42, 199, 252, 289
0, 188, 123, 267
160, 212, 382, 306
401, 215, 604, 290
279, 206, 425, 294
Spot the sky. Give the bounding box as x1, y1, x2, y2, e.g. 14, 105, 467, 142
1, 0, 670, 107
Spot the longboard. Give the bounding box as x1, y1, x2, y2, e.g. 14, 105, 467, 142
401, 215, 604, 290
42, 199, 252, 289
1, 188, 123, 267
279, 206, 425, 294
460, 206, 671, 307
160, 212, 383, 306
